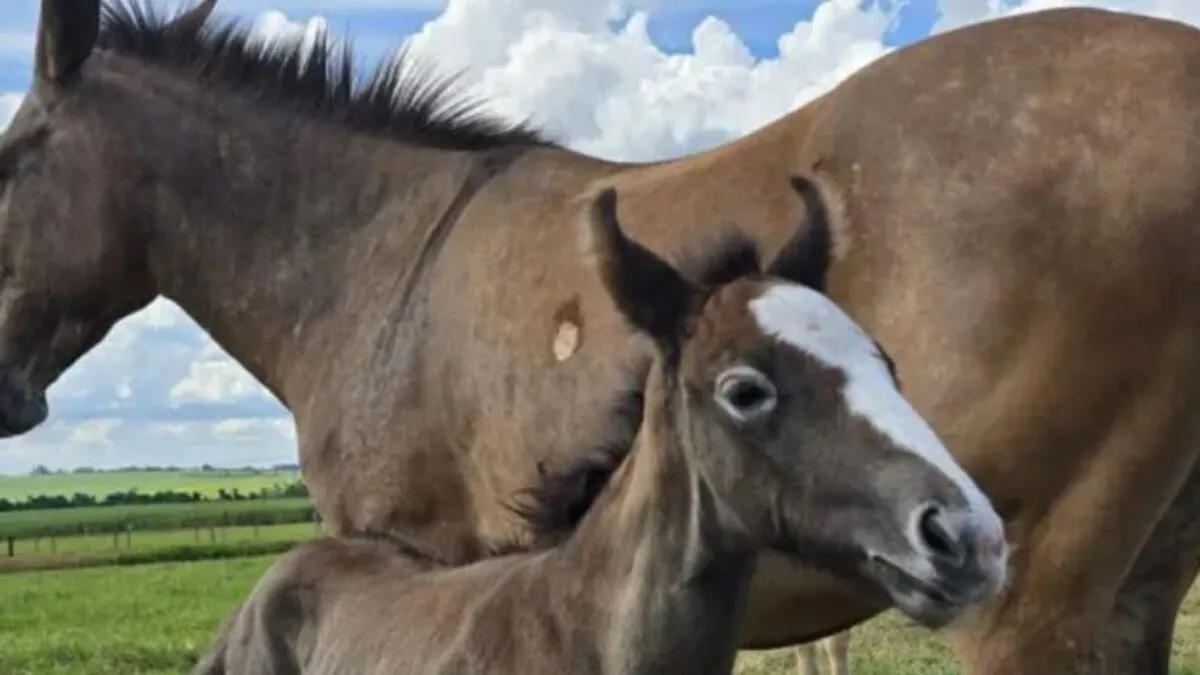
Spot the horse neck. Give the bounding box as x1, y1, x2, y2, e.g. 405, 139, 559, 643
554, 380, 756, 675
98, 62, 475, 404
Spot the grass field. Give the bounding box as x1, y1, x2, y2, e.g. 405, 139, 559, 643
4, 554, 1200, 674
0, 469, 302, 502
0, 498, 314, 539
0, 522, 317, 573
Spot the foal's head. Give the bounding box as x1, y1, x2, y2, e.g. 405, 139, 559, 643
582, 177, 1008, 628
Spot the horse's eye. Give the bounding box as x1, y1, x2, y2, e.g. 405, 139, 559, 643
715, 366, 778, 421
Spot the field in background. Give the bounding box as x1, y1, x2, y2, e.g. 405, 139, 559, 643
7, 469, 1200, 673
0, 469, 302, 502
0, 522, 315, 573
0, 497, 314, 539
5, 555, 1200, 675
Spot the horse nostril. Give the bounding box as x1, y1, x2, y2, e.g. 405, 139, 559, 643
917, 505, 968, 568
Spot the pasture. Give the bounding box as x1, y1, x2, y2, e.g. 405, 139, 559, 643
0, 498, 314, 539
5, 553, 1200, 674
0, 522, 315, 573
0, 469, 302, 502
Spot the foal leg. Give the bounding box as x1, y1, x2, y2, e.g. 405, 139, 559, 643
794, 642, 821, 675
823, 631, 850, 675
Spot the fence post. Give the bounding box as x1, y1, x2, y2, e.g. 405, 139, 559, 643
125, 523, 132, 548
49, 536, 56, 553
6, 537, 12, 557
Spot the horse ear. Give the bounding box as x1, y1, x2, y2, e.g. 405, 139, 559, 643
35, 0, 101, 84
168, 0, 218, 36
581, 188, 696, 350
765, 175, 833, 293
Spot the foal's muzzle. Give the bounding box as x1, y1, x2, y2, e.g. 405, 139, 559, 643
0, 366, 48, 437
867, 501, 1008, 628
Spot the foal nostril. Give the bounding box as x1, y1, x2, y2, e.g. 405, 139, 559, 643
917, 505, 968, 568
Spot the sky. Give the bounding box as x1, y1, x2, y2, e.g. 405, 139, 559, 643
0, 0, 1196, 474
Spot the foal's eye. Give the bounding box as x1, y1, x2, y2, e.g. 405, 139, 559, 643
715, 366, 778, 421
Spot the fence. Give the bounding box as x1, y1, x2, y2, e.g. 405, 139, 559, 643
4, 510, 323, 559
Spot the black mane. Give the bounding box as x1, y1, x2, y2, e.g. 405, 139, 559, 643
676, 227, 763, 290
96, 0, 552, 150
503, 360, 649, 550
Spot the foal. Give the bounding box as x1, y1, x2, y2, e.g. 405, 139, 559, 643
193, 176, 1007, 675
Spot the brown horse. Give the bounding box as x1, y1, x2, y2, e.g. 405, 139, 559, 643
4, 0, 1200, 672
190, 181, 1006, 675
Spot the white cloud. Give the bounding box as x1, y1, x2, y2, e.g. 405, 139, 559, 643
3, 0, 1200, 473
251, 9, 330, 50
212, 418, 296, 444
0, 418, 298, 473
403, 0, 891, 160
169, 358, 271, 406
67, 419, 121, 447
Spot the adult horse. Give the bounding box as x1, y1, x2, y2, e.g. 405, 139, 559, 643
3, 1, 1200, 673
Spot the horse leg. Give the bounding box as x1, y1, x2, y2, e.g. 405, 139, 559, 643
823, 631, 850, 675
942, 403, 1200, 674
794, 642, 821, 675
1094, 460, 1200, 673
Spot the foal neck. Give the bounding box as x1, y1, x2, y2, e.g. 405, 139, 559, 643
556, 377, 757, 675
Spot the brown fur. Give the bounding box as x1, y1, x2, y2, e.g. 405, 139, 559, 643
3, 1, 1200, 672
191, 183, 995, 675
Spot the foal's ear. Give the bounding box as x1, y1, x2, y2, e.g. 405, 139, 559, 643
582, 188, 696, 349
35, 0, 101, 85
765, 175, 833, 293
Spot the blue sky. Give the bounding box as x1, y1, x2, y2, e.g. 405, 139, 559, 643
0, 0, 1157, 473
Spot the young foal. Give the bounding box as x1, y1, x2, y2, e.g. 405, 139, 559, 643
193, 177, 1006, 675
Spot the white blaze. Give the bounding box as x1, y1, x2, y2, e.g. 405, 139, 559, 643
747, 283, 999, 525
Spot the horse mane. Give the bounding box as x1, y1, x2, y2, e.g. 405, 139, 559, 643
96, 0, 552, 151
501, 360, 648, 551
675, 227, 763, 290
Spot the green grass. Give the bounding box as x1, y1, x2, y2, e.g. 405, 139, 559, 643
0, 470, 302, 502
0, 556, 277, 675
3, 554, 1200, 674
0, 498, 314, 539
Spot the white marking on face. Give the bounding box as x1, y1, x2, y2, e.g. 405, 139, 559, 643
747, 283, 1002, 532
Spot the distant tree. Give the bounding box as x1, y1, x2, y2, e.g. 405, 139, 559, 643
29, 464, 51, 476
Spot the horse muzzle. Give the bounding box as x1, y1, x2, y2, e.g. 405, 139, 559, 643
864, 501, 1009, 628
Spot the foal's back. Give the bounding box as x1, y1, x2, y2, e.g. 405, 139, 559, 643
191, 534, 451, 675
193, 534, 577, 675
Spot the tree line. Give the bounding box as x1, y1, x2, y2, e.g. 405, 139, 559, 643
0, 480, 310, 513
